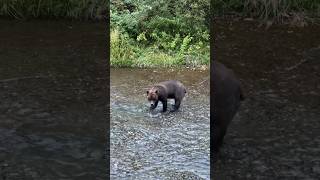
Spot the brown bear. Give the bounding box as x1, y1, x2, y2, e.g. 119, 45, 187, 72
147, 80, 186, 112
212, 61, 245, 156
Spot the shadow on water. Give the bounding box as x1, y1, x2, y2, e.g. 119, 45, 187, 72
213, 19, 320, 179
110, 68, 210, 179
0, 20, 107, 179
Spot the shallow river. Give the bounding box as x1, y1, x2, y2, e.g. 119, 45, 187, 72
110, 68, 210, 179
0, 19, 107, 179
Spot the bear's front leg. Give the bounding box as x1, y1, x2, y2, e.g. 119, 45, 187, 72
150, 100, 158, 110
162, 100, 167, 112
174, 98, 181, 111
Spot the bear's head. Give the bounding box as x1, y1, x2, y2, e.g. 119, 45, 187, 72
147, 87, 159, 107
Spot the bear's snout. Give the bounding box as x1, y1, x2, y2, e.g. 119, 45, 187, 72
149, 100, 155, 107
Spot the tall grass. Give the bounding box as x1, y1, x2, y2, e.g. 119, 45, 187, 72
213, 0, 320, 20
244, 0, 319, 21
110, 28, 135, 67
0, 0, 108, 20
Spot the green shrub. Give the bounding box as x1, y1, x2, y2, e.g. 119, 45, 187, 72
110, 0, 210, 68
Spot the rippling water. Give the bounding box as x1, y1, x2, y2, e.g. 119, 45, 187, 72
0, 20, 107, 179
110, 68, 210, 179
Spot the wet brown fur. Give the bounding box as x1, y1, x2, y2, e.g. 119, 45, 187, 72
212, 61, 245, 156
147, 80, 186, 112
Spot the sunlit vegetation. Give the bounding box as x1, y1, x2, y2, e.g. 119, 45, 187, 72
110, 0, 210, 68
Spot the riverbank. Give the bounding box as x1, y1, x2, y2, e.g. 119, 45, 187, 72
110, 33, 210, 68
